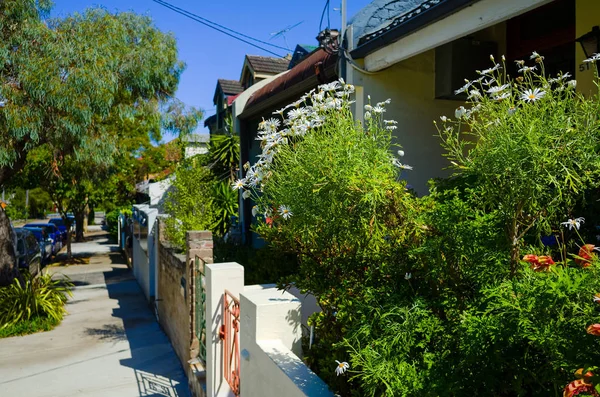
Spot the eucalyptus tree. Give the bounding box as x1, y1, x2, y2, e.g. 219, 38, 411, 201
0, 1, 187, 284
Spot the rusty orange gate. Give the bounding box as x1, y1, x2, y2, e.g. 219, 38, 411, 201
219, 289, 240, 396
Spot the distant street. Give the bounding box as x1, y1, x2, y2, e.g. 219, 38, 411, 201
0, 230, 189, 397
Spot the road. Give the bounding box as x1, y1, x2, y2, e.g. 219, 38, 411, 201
0, 232, 190, 397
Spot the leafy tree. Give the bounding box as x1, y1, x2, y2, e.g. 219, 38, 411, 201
0, 1, 186, 284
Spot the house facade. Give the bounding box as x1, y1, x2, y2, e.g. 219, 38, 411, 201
205, 55, 289, 136
345, 0, 599, 195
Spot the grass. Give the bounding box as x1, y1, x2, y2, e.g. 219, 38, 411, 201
0, 316, 59, 338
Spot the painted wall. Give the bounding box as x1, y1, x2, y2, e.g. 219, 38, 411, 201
349, 50, 460, 196
576, 0, 600, 96
239, 287, 333, 397
132, 205, 158, 302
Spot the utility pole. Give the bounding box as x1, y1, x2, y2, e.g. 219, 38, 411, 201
340, 0, 348, 81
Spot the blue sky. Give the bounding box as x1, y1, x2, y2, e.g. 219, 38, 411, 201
50, 0, 372, 141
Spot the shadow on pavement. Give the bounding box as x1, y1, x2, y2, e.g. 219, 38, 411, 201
98, 265, 189, 397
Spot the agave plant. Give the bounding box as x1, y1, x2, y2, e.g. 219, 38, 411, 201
0, 272, 73, 328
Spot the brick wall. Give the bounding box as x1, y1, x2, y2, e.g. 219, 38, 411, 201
156, 218, 212, 397
157, 237, 189, 367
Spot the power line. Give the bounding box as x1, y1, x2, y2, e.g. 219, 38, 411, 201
319, 0, 330, 31
150, 0, 287, 57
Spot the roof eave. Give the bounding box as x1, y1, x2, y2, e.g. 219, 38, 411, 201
350, 0, 479, 59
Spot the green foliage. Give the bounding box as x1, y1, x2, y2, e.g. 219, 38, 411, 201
0, 315, 59, 338
239, 63, 600, 396
0, 273, 73, 328
214, 239, 298, 285
437, 57, 600, 273
106, 207, 132, 240
209, 133, 240, 181
164, 157, 217, 250
211, 181, 238, 236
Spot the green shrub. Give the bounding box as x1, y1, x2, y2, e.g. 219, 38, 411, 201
0, 316, 59, 338
164, 156, 217, 250
0, 272, 73, 328
106, 207, 131, 240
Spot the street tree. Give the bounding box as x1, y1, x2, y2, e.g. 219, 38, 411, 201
0, 1, 187, 284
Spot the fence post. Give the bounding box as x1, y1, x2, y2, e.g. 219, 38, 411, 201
186, 231, 213, 361
206, 262, 244, 397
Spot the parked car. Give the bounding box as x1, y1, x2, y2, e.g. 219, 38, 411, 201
13, 228, 42, 276
24, 223, 62, 255
48, 217, 68, 243
23, 227, 52, 262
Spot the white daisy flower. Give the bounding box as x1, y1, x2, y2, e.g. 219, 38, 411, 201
561, 217, 585, 230
518, 65, 537, 74
454, 81, 472, 95
486, 84, 510, 94
480, 63, 502, 75
386, 125, 398, 130
384, 120, 398, 125
278, 205, 293, 220
335, 360, 349, 376
364, 104, 372, 111
393, 158, 413, 170
493, 92, 511, 101
252, 206, 259, 217
455, 106, 467, 119
364, 112, 371, 120
397, 150, 404, 157
372, 105, 385, 114
440, 116, 448, 122
567, 80, 577, 88
521, 88, 546, 102
405, 272, 412, 280
548, 73, 572, 83
530, 51, 543, 60
468, 89, 482, 100
508, 106, 517, 116
232, 179, 245, 190
242, 190, 251, 199
584, 54, 600, 63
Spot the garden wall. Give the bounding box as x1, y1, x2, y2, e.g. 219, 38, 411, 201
155, 219, 213, 397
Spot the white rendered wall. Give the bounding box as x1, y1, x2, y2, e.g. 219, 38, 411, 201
239, 287, 333, 397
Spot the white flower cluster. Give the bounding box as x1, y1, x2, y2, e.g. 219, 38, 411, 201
446, 51, 578, 121
233, 79, 408, 219
232, 79, 357, 219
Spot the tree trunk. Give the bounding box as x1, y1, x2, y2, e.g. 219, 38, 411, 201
75, 210, 85, 242
83, 203, 89, 233
0, 206, 19, 286
65, 218, 73, 260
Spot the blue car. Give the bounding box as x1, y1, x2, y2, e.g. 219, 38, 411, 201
48, 218, 69, 243
24, 223, 62, 255
13, 228, 43, 275
23, 227, 52, 262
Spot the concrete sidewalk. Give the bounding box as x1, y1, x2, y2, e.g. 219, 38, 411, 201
0, 243, 189, 397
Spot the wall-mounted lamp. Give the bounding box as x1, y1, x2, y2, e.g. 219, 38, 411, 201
576, 26, 600, 59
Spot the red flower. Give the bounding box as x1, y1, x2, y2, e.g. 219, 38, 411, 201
265, 217, 273, 228
522, 254, 538, 263
523, 254, 555, 272
576, 244, 596, 268
564, 379, 598, 397
587, 324, 600, 336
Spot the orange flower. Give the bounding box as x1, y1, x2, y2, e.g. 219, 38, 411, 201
522, 254, 539, 263
576, 244, 596, 267
532, 255, 555, 271
587, 324, 600, 336
564, 379, 598, 397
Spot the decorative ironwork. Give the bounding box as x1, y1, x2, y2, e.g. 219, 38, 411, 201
194, 256, 207, 364
219, 289, 240, 396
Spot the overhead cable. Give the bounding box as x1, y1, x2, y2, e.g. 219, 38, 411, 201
150, 0, 287, 57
